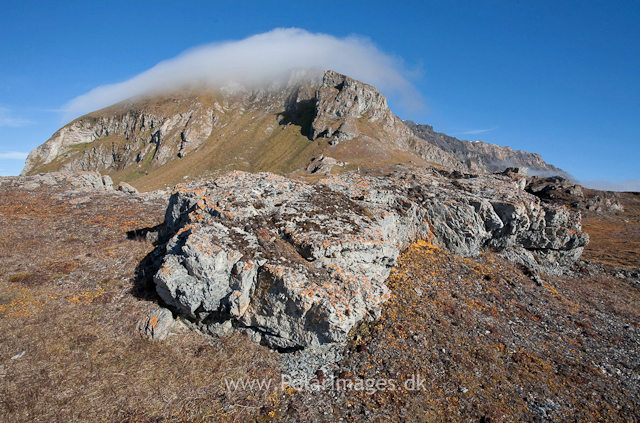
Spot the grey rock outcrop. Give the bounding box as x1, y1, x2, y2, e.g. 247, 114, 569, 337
527, 176, 584, 201
0, 171, 172, 209
499, 167, 528, 189
305, 155, 342, 175
0, 171, 115, 192
155, 171, 420, 350
323, 169, 587, 272
579, 195, 624, 214
526, 176, 624, 214
118, 181, 139, 194
154, 168, 587, 350
102, 175, 114, 189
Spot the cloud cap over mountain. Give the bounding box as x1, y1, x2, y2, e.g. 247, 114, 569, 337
63, 28, 421, 121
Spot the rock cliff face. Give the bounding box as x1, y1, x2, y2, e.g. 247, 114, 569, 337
310, 70, 389, 140
154, 167, 587, 349
22, 70, 563, 191
309, 71, 461, 168
21, 71, 319, 183
22, 102, 217, 173
404, 121, 570, 177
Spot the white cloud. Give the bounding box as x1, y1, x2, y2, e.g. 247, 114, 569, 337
0, 108, 32, 127
455, 127, 498, 136
62, 28, 422, 121
0, 151, 29, 160
580, 179, 640, 192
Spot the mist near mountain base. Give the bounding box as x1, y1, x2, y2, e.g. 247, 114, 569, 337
62, 28, 422, 122
581, 179, 640, 192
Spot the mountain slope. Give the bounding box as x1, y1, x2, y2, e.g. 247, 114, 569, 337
23, 69, 568, 191
404, 120, 570, 177
22, 70, 460, 191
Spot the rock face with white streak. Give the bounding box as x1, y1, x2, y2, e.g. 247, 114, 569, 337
22, 103, 215, 174
310, 70, 389, 140
309, 71, 461, 168
154, 167, 588, 349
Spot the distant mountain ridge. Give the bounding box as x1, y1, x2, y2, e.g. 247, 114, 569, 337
403, 120, 571, 178
22, 70, 568, 190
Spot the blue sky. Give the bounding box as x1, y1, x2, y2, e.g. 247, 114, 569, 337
0, 0, 638, 189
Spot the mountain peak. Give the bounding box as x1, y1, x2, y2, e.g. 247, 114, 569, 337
22, 70, 565, 190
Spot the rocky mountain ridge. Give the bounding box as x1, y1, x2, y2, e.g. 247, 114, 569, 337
404, 120, 571, 177
21, 70, 449, 188
22, 70, 564, 191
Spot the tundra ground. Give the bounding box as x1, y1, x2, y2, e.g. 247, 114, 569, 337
0, 180, 638, 422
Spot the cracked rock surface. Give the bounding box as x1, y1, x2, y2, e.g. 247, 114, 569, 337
154, 168, 588, 349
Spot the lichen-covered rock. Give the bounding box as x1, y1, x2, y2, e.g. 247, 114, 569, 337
155, 171, 424, 349
320, 169, 588, 269
526, 175, 584, 202
579, 195, 624, 214
138, 306, 176, 341
526, 175, 625, 215
154, 168, 588, 349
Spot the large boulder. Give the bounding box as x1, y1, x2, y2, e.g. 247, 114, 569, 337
155, 171, 426, 349
154, 168, 588, 349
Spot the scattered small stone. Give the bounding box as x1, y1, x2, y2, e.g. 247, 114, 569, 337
138, 306, 175, 341
531, 272, 544, 286
11, 351, 26, 360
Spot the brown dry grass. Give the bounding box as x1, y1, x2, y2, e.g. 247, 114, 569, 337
581, 191, 640, 268
0, 183, 280, 422
4, 175, 639, 422
276, 241, 640, 422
